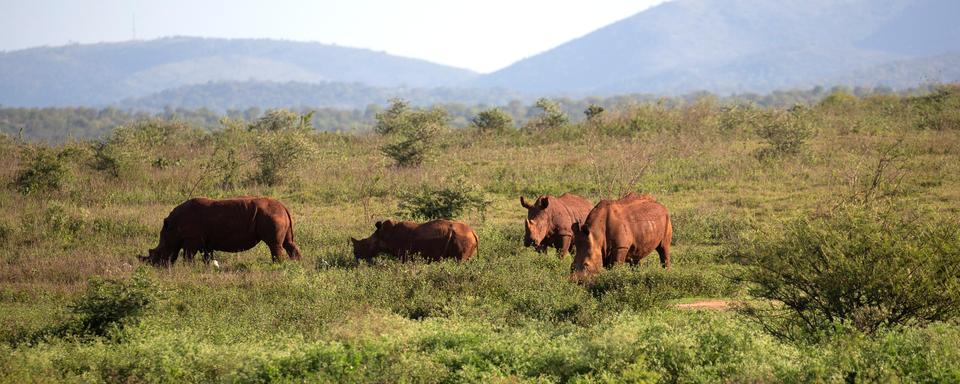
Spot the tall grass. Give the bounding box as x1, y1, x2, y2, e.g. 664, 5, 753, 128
1, 86, 959, 382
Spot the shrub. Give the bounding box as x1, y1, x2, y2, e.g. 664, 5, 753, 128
718, 104, 762, 133
380, 128, 437, 167
374, 99, 412, 135
909, 84, 960, 131
42, 203, 86, 243
206, 118, 250, 190
376, 99, 447, 167
755, 106, 815, 159
818, 89, 859, 108
247, 110, 318, 186
66, 272, 159, 338
738, 205, 960, 340
471, 108, 513, 135
525, 98, 569, 131
248, 109, 314, 132
92, 119, 193, 178
13, 147, 69, 195
584, 104, 605, 121
397, 177, 489, 220
92, 141, 130, 178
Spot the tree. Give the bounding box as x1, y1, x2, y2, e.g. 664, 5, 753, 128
738, 205, 960, 340
248, 110, 318, 186
376, 99, 448, 167
525, 98, 569, 131
471, 108, 514, 135
584, 104, 605, 121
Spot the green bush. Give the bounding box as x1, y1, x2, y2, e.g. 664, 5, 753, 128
525, 98, 570, 131
240, 109, 320, 186
13, 147, 69, 195
584, 104, 605, 121
376, 99, 448, 167
67, 272, 159, 338
248, 109, 314, 132
909, 84, 960, 131
818, 89, 859, 108
207, 118, 250, 190
252, 130, 317, 186
755, 106, 815, 158
718, 104, 762, 133
738, 205, 960, 339
471, 108, 514, 135
16, 203, 88, 245
397, 177, 489, 220
92, 119, 194, 178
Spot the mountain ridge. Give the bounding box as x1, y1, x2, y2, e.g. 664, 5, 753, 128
0, 36, 478, 107
474, 0, 960, 94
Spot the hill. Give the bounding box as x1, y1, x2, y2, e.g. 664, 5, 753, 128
118, 80, 525, 112
475, 0, 960, 94
0, 37, 478, 107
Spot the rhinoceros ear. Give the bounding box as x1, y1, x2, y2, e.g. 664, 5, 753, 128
350, 237, 358, 244
538, 197, 549, 209
520, 196, 532, 209
375, 221, 382, 229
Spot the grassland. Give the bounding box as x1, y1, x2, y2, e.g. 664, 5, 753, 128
1, 88, 959, 383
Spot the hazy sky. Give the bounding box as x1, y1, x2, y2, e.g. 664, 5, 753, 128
0, 0, 668, 73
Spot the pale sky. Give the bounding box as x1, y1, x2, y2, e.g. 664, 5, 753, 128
0, 0, 668, 73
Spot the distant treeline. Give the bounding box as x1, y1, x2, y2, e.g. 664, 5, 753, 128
1, 84, 943, 142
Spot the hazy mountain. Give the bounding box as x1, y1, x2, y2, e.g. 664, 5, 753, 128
0, 37, 478, 107
476, 0, 960, 94
3, 1, 959, 109
119, 80, 526, 112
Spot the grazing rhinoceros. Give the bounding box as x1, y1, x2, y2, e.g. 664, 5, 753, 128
351, 219, 478, 263
140, 197, 301, 266
571, 193, 672, 281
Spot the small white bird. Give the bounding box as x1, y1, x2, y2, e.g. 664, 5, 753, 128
212, 260, 221, 269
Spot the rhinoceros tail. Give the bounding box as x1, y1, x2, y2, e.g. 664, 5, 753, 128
657, 214, 672, 269
283, 207, 293, 242
472, 230, 479, 259
282, 205, 302, 260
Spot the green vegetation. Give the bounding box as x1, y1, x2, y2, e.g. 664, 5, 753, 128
376, 99, 449, 167
471, 108, 514, 135
526, 98, 570, 131
7, 84, 948, 143
2, 85, 960, 382
397, 176, 489, 220
12, 147, 70, 195
739, 205, 960, 340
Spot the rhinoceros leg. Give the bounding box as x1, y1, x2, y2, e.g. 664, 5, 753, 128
283, 233, 302, 260
610, 247, 629, 267
266, 242, 284, 263
656, 243, 670, 269
182, 247, 199, 263
557, 235, 572, 259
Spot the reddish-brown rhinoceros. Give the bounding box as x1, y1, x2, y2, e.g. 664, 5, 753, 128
571, 193, 672, 281
351, 219, 478, 263
140, 197, 301, 266
520, 193, 592, 258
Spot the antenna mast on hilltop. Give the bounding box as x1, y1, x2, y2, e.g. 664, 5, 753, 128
131, 0, 137, 40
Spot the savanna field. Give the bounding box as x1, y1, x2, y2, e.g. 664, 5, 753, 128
2, 88, 960, 383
